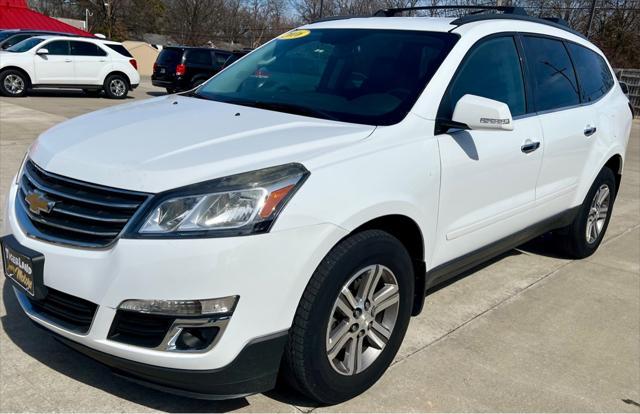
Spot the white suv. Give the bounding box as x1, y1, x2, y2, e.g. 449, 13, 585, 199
1, 6, 633, 405
0, 35, 140, 99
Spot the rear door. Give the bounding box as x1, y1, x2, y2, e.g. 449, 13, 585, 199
521, 35, 593, 216
70, 41, 108, 84
433, 35, 544, 265
33, 40, 73, 84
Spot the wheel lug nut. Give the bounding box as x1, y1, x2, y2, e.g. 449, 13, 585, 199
353, 309, 362, 318
351, 324, 359, 332
364, 300, 370, 310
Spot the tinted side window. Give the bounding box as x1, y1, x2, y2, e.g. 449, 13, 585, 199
71, 41, 106, 56
567, 43, 614, 102
186, 49, 212, 66
44, 40, 69, 55
440, 36, 526, 119
106, 44, 132, 57
523, 36, 580, 112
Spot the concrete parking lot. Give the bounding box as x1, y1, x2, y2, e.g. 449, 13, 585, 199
1, 82, 639, 412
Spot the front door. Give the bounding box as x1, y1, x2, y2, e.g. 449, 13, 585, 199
432, 35, 543, 266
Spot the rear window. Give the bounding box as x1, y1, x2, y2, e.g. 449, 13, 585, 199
185, 49, 213, 65
106, 44, 132, 57
567, 43, 614, 102
157, 48, 182, 65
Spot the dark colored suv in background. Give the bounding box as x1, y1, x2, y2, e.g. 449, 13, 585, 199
151, 46, 232, 93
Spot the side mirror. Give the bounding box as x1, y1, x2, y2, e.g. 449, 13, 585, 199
619, 81, 629, 96
36, 48, 49, 55
452, 94, 514, 131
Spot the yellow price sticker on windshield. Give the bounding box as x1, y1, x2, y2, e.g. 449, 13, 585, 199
278, 29, 311, 40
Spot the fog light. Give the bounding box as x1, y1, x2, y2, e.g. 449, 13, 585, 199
175, 326, 220, 351
118, 296, 238, 316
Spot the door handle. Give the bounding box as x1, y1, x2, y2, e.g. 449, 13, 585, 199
64, 59, 72, 63
521, 141, 541, 154
584, 126, 597, 137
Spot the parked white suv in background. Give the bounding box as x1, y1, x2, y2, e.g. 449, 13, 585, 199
0, 35, 139, 98
1, 6, 633, 405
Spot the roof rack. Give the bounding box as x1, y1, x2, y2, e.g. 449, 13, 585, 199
372, 5, 584, 39
373, 5, 528, 17
451, 13, 585, 38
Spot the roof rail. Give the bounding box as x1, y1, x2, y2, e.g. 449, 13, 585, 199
373, 5, 528, 17
451, 13, 585, 39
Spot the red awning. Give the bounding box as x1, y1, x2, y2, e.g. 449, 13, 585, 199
0, 0, 92, 37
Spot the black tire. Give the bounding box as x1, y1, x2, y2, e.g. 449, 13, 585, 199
103, 74, 129, 99
282, 230, 414, 404
552, 167, 616, 259
0, 69, 28, 97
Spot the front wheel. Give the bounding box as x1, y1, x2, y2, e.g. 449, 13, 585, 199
103, 74, 129, 99
0, 69, 28, 97
282, 230, 414, 404
552, 167, 616, 258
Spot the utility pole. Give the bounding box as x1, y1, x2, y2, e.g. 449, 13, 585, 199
586, 0, 597, 38
85, 8, 93, 31
104, 1, 112, 39
319, 0, 324, 19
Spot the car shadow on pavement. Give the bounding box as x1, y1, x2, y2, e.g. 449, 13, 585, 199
25, 90, 134, 99
147, 91, 168, 97
0, 281, 249, 412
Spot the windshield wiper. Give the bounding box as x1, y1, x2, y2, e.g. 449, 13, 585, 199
238, 100, 340, 122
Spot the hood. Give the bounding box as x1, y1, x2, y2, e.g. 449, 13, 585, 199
29, 95, 375, 193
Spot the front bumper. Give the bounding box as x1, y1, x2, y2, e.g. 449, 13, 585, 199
3, 179, 347, 387
28, 312, 288, 399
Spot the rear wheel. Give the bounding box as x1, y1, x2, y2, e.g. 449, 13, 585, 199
103, 74, 129, 99
551, 167, 616, 258
0, 69, 28, 97
282, 230, 414, 404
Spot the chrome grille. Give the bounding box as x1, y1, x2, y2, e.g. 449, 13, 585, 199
16, 160, 150, 248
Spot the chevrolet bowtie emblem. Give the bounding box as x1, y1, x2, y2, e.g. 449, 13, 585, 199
25, 191, 55, 215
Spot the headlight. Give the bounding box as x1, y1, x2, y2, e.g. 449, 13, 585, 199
131, 163, 308, 238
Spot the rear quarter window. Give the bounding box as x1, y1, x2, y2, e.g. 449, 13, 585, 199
185, 49, 213, 66
106, 44, 132, 58
567, 43, 614, 102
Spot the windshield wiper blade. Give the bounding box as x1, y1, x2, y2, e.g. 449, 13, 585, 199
239, 100, 340, 122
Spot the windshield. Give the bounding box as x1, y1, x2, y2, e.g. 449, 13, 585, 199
7, 37, 45, 53
195, 29, 458, 125
0, 31, 18, 42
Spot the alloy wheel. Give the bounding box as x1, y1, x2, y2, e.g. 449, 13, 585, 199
4, 74, 25, 95
586, 184, 610, 244
326, 264, 400, 376
109, 79, 126, 97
